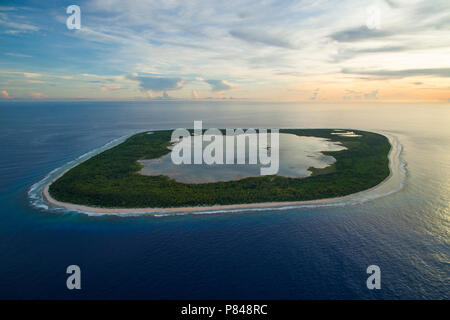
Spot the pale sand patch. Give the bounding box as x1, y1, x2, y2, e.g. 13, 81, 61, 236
331, 131, 362, 137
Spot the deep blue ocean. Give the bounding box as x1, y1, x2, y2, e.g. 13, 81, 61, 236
0, 101, 448, 299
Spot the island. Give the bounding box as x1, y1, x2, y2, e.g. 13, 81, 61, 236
45, 129, 390, 213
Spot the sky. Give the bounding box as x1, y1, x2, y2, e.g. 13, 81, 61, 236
0, 0, 449, 102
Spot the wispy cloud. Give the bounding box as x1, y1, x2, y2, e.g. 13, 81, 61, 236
0, 6, 18, 12
331, 45, 409, 62
0, 11, 39, 33
330, 26, 391, 42
101, 84, 122, 92
4, 52, 32, 58
229, 29, 294, 48
23, 72, 41, 78
342, 68, 450, 78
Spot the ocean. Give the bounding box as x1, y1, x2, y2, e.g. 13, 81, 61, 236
0, 101, 448, 299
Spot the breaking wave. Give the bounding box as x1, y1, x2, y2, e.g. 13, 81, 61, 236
28, 133, 134, 214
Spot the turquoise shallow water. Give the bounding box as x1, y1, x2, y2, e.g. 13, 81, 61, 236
0, 101, 448, 299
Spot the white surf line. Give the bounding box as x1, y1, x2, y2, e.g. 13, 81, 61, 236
28, 131, 144, 212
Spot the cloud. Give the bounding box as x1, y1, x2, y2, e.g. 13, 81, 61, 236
70, 26, 131, 45
331, 45, 409, 62
229, 29, 294, 48
145, 90, 172, 100
309, 88, 320, 100
0, 6, 17, 11
29, 92, 47, 99
101, 84, 122, 92
23, 72, 41, 78
342, 68, 450, 78
0, 90, 11, 98
364, 90, 379, 99
412, 0, 450, 28
329, 26, 391, 42
0, 12, 39, 33
343, 89, 378, 100
145, 90, 153, 99
205, 80, 235, 92
345, 89, 362, 95
127, 74, 183, 92
192, 89, 199, 99
4, 52, 32, 58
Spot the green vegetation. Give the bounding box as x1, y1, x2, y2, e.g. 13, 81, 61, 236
49, 129, 391, 208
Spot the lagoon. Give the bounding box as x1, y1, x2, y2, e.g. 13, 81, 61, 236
138, 133, 347, 183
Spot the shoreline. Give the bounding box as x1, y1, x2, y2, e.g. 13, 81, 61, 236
42, 183, 357, 214
41, 131, 399, 215
43, 164, 393, 214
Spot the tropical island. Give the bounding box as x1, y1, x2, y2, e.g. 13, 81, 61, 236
44, 128, 391, 213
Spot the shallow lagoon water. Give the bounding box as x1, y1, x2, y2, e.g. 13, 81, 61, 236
139, 133, 346, 183
0, 101, 449, 299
